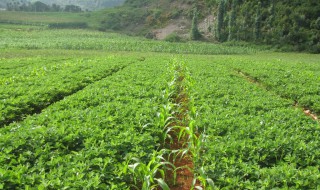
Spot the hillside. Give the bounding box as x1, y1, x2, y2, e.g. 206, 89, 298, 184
97, 0, 197, 38
98, 0, 320, 53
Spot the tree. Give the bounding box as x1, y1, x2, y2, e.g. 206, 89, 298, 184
65, 5, 82, 12
51, 4, 61, 12
228, 0, 237, 41
6, 2, 13, 11
190, 7, 201, 40
216, 0, 225, 41
269, 0, 275, 28
254, 2, 262, 41
32, 1, 50, 12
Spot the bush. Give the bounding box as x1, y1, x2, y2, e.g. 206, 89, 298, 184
48, 22, 88, 29
164, 33, 183, 42
310, 44, 320, 54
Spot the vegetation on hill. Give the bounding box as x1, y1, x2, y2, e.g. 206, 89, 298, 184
1, 0, 125, 11
97, 0, 320, 53
207, 0, 320, 53
97, 0, 196, 36
5, 1, 83, 12
1, 0, 319, 52
30, 0, 125, 10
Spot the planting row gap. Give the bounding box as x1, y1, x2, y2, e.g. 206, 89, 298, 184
2, 64, 130, 127
235, 69, 319, 122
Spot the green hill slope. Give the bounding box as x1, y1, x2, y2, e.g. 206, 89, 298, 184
97, 0, 320, 53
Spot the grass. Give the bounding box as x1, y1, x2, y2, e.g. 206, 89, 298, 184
0, 11, 89, 24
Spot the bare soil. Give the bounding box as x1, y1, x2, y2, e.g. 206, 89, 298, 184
164, 130, 196, 190
153, 14, 215, 40
153, 18, 190, 40
163, 72, 201, 190
303, 109, 318, 121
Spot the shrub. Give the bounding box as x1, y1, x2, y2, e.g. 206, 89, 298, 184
164, 32, 183, 42
48, 22, 88, 29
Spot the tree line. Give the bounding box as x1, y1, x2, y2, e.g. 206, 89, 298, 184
203, 0, 320, 52
6, 0, 83, 12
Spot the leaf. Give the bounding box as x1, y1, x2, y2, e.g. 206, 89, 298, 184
155, 178, 170, 190
142, 123, 152, 130
128, 163, 140, 172
206, 178, 215, 188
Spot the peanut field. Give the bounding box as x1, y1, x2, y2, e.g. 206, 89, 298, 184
0, 23, 320, 189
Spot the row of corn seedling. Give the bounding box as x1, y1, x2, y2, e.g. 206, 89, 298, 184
125, 59, 213, 189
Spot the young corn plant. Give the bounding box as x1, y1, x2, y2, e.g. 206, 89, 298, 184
165, 59, 215, 190
193, 166, 215, 190
137, 59, 215, 189
124, 62, 181, 189
126, 150, 176, 190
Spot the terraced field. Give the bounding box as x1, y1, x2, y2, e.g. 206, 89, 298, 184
1, 23, 319, 189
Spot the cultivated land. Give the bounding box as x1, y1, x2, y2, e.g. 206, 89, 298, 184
0, 20, 320, 189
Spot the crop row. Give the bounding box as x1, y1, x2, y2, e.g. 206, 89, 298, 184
0, 56, 133, 127
1, 53, 319, 189
0, 57, 88, 84
188, 58, 320, 189
0, 26, 257, 55
0, 57, 171, 189
229, 56, 320, 114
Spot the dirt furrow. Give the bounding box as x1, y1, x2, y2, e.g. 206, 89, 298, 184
1, 65, 128, 127
235, 69, 319, 122
164, 64, 200, 190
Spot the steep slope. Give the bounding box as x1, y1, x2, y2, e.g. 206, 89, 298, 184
98, 0, 203, 38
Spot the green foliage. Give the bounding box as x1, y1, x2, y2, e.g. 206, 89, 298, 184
64, 4, 82, 12
126, 150, 173, 190
210, 0, 320, 52
99, 7, 148, 31
99, 0, 186, 33
0, 11, 91, 27
216, 0, 225, 41
231, 56, 320, 114
0, 54, 169, 188
3, 0, 124, 11
0, 25, 258, 54
0, 26, 320, 189
254, 2, 262, 41
314, 17, 320, 30
164, 32, 183, 42
124, 0, 154, 8
189, 55, 320, 189
48, 22, 88, 29
0, 56, 128, 127
5, 0, 83, 12
190, 8, 201, 40
228, 0, 237, 41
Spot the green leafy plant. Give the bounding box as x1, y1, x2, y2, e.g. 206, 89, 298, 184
126, 150, 175, 190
